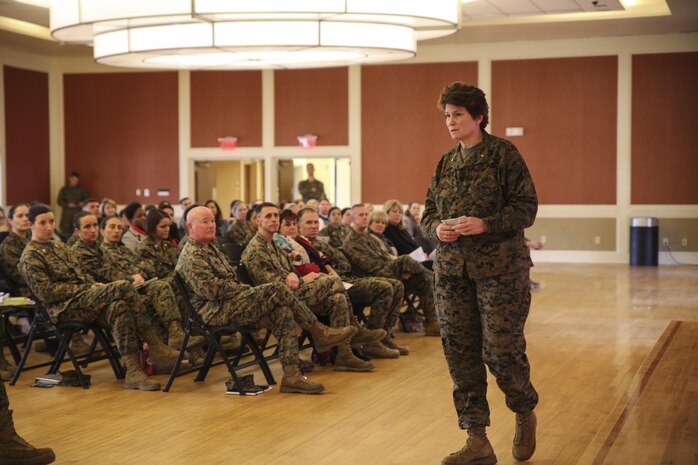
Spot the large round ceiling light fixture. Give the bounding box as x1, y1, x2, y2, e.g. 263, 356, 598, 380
50, 0, 461, 69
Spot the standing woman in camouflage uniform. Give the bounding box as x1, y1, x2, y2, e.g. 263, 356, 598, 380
422, 82, 539, 465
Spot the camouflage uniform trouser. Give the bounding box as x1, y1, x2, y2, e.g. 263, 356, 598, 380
435, 267, 539, 429
378, 256, 436, 318
0, 376, 7, 409
295, 275, 350, 327
59, 280, 149, 356
349, 277, 404, 331
206, 282, 317, 367
138, 280, 181, 341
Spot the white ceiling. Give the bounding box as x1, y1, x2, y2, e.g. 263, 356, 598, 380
0, 0, 696, 57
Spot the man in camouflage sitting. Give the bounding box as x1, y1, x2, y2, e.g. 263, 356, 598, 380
19, 203, 170, 391
242, 203, 385, 372
70, 212, 204, 355
177, 206, 356, 394
296, 207, 408, 358
343, 204, 440, 336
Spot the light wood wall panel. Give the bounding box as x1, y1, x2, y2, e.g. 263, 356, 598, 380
361, 62, 478, 203
63, 72, 179, 204
492, 56, 618, 205
631, 52, 698, 205
274, 68, 348, 146
3, 66, 50, 205
190, 71, 262, 147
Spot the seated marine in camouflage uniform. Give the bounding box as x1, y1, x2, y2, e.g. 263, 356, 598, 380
296, 208, 408, 358
241, 203, 385, 372
177, 206, 357, 394
342, 204, 440, 337
317, 206, 351, 249
18, 203, 173, 391
225, 206, 257, 249
71, 212, 204, 352
65, 198, 102, 247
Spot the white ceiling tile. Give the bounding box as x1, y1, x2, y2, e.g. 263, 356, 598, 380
531, 0, 582, 13
490, 0, 542, 15
461, 1, 506, 18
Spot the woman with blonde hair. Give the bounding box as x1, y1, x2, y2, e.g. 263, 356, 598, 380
99, 198, 117, 218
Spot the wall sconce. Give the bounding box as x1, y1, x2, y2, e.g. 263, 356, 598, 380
297, 134, 318, 149
217, 136, 238, 149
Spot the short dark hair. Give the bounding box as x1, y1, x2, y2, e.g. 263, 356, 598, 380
341, 207, 351, 216
83, 198, 98, 205
100, 215, 119, 229
157, 201, 172, 209
279, 209, 297, 224
27, 203, 52, 223
8, 203, 30, 219
437, 81, 489, 131
245, 208, 255, 222
145, 208, 169, 236
328, 206, 340, 216
297, 207, 318, 222
351, 203, 365, 210
73, 210, 95, 230
69, 171, 80, 178
253, 202, 278, 215
123, 202, 142, 222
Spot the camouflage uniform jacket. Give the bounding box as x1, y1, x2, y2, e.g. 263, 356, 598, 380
308, 237, 355, 278
342, 229, 395, 277
421, 131, 538, 279
71, 239, 130, 283
298, 179, 325, 201
136, 237, 179, 280
0, 231, 30, 295
318, 224, 350, 249
241, 234, 301, 286
101, 242, 156, 279
226, 221, 256, 248
176, 239, 250, 323
18, 240, 93, 319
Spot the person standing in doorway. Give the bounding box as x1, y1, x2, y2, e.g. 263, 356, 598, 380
298, 163, 325, 202
57, 171, 87, 240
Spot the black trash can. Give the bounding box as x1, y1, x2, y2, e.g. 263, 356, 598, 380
629, 217, 659, 266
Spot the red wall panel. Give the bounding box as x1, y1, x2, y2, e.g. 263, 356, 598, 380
274, 68, 348, 146
4, 66, 50, 205
361, 62, 478, 203
631, 52, 698, 204
492, 56, 618, 205
63, 72, 179, 204
191, 71, 262, 147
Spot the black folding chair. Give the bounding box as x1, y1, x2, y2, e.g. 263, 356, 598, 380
164, 272, 276, 393
11, 295, 124, 388
221, 242, 245, 267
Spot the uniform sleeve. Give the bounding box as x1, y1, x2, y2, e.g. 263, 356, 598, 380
319, 242, 352, 275
71, 245, 113, 283
421, 156, 447, 242
482, 149, 538, 234
177, 248, 245, 301
0, 240, 23, 285
57, 186, 68, 207
19, 250, 89, 304
241, 243, 290, 285
342, 235, 385, 275
137, 241, 164, 278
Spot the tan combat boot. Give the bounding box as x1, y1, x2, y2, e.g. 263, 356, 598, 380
334, 342, 374, 372
143, 329, 181, 369
0, 407, 56, 464
0, 353, 16, 379
349, 315, 386, 347
166, 321, 205, 350
307, 322, 356, 353
280, 365, 324, 394
512, 411, 536, 461
425, 315, 441, 337
382, 336, 410, 355
69, 332, 90, 354
122, 353, 161, 391
442, 428, 497, 465
361, 341, 399, 359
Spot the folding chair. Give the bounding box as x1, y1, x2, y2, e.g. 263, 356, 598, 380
11, 295, 125, 388
221, 242, 245, 267
163, 272, 276, 393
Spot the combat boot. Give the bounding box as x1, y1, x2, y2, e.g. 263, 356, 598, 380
442, 428, 497, 465
307, 322, 356, 353
334, 342, 374, 372
69, 332, 90, 354
0, 407, 56, 465
361, 341, 399, 359
142, 329, 180, 369
280, 365, 324, 394
349, 315, 386, 348
0, 353, 16, 379
382, 336, 410, 355
122, 353, 161, 391
512, 411, 537, 461
425, 315, 441, 336
166, 321, 205, 350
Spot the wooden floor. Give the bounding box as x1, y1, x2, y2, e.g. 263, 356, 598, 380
7, 263, 698, 465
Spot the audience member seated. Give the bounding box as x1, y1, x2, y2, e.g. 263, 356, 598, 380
404, 201, 438, 256
19, 203, 166, 391
71, 213, 202, 356
121, 202, 147, 251
158, 201, 182, 243
137, 209, 179, 282
318, 206, 350, 249
226, 202, 256, 248
367, 211, 398, 256
383, 200, 434, 270
204, 200, 224, 236
65, 198, 101, 247
100, 198, 117, 219
342, 204, 440, 337
0, 204, 31, 297
177, 197, 192, 232
296, 208, 408, 357
177, 206, 357, 394
241, 203, 382, 372
317, 198, 331, 226
0, 207, 10, 244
